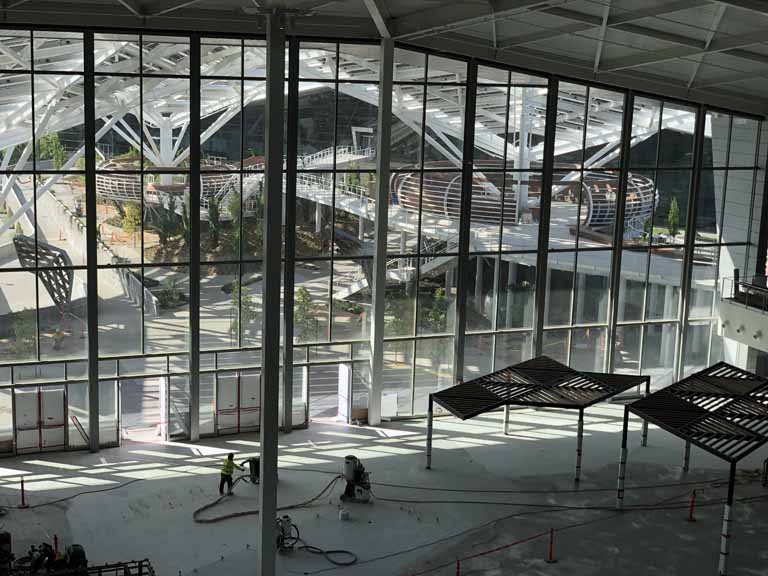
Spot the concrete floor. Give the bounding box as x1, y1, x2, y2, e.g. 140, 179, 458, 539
1, 405, 766, 576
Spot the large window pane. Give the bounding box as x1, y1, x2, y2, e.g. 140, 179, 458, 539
0, 272, 38, 361
417, 257, 456, 336
332, 259, 371, 341
382, 340, 413, 417
496, 258, 536, 330
143, 266, 189, 353
646, 248, 683, 321
493, 332, 533, 369
414, 337, 454, 413
642, 323, 678, 388
384, 258, 416, 338
98, 267, 141, 355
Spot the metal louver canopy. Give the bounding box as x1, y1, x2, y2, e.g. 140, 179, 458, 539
432, 355, 649, 420
629, 362, 768, 463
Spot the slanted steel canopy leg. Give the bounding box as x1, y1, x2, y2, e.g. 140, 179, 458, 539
575, 408, 584, 484
616, 405, 629, 510
683, 441, 691, 473
426, 394, 434, 470
718, 463, 737, 575
641, 378, 650, 447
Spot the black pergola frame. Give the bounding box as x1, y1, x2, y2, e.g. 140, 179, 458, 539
425, 355, 650, 483
616, 361, 768, 576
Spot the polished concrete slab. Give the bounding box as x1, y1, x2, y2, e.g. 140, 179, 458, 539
1, 405, 766, 576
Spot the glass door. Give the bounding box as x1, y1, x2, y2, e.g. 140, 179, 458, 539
14, 385, 67, 454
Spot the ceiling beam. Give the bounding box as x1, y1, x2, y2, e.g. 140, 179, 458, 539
593, 0, 611, 73
600, 27, 768, 72
717, 0, 768, 15
362, 0, 391, 38
390, 0, 572, 41
498, 0, 711, 48
116, 0, 143, 17
150, 0, 206, 17
690, 68, 768, 89
420, 33, 768, 115
687, 4, 727, 89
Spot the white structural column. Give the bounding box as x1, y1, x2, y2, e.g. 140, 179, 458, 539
368, 38, 394, 426
258, 13, 285, 576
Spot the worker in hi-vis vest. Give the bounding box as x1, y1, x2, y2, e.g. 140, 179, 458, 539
220, 453, 244, 495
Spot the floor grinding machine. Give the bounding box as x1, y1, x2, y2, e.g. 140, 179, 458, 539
340, 455, 371, 503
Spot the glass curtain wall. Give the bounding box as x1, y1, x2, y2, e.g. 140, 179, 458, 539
383, 49, 468, 416
291, 42, 379, 420
613, 98, 697, 387
1, 29, 767, 455
686, 112, 764, 376
463, 66, 548, 380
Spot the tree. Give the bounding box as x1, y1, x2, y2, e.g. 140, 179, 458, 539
227, 189, 242, 257
230, 279, 258, 341
150, 197, 180, 245
294, 287, 319, 343
181, 190, 191, 239
424, 287, 448, 334
642, 216, 653, 240
39, 133, 66, 170
122, 202, 141, 234
13, 309, 36, 359
667, 197, 680, 239
208, 196, 221, 250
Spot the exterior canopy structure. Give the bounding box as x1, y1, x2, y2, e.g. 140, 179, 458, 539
426, 355, 651, 483
628, 361, 768, 462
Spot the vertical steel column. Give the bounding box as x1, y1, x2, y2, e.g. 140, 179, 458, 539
452, 60, 478, 382
755, 136, 768, 278
677, 104, 706, 381
426, 394, 433, 469
641, 377, 650, 447
282, 39, 299, 434
368, 38, 393, 426
533, 80, 559, 356
683, 441, 691, 473
616, 405, 629, 509
188, 34, 201, 442
606, 93, 635, 372
575, 408, 584, 483
502, 405, 510, 435
258, 13, 286, 576
718, 462, 737, 575
83, 32, 99, 453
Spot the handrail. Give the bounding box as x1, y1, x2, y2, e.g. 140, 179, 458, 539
722, 275, 768, 313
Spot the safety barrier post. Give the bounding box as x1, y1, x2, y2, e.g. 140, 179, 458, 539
545, 528, 557, 563
20, 476, 29, 509
687, 490, 696, 522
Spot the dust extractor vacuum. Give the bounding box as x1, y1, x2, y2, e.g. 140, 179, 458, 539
340, 455, 371, 503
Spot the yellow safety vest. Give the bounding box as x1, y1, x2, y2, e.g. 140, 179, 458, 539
221, 459, 236, 475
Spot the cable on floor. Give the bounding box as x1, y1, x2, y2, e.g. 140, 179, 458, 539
192, 474, 342, 524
